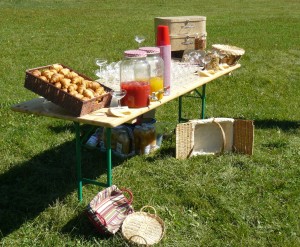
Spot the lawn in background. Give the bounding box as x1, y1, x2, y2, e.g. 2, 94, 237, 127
0, 0, 299, 246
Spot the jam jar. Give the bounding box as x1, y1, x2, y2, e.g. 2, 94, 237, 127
120, 50, 151, 108
139, 47, 164, 101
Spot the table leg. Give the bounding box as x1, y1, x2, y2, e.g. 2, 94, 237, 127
178, 96, 183, 123
201, 84, 206, 119
74, 122, 83, 201
106, 127, 112, 186
178, 84, 207, 122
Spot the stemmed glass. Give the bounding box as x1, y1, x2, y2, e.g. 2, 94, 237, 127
217, 51, 226, 64
110, 89, 127, 109
201, 53, 211, 70
134, 35, 145, 47
95, 58, 107, 82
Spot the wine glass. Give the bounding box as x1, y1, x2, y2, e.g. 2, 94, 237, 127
110, 89, 127, 109
95, 58, 107, 82
134, 35, 145, 47
201, 53, 211, 70
217, 51, 226, 64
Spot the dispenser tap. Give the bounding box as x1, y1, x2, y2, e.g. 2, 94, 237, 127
150, 92, 158, 101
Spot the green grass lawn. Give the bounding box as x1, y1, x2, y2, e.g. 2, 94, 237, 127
1, 0, 300, 246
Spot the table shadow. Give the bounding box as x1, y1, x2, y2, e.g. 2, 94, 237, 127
0, 136, 124, 239
253, 119, 299, 132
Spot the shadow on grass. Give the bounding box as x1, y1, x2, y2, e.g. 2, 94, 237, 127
61, 211, 110, 240
0, 134, 125, 239
254, 119, 300, 131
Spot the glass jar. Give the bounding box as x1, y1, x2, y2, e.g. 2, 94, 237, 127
103, 126, 132, 156
120, 50, 151, 108
139, 47, 164, 101
133, 123, 156, 155
194, 32, 207, 51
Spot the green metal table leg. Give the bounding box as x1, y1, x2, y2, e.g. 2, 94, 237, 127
201, 84, 206, 119
106, 127, 112, 186
178, 84, 207, 122
74, 122, 83, 201
178, 96, 183, 123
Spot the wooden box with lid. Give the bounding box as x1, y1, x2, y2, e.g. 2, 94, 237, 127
154, 16, 207, 52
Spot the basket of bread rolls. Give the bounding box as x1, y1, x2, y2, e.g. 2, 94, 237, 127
24, 63, 112, 116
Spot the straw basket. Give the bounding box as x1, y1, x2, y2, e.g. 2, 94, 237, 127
212, 44, 245, 65
121, 206, 165, 246
176, 118, 254, 159
24, 64, 112, 116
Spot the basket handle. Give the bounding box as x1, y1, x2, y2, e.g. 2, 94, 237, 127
140, 205, 157, 215
96, 213, 107, 227
128, 235, 148, 246
212, 118, 226, 154
120, 188, 134, 205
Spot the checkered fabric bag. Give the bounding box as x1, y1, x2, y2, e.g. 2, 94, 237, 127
86, 185, 134, 235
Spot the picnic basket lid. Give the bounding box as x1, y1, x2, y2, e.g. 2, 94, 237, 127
121, 205, 165, 246
212, 44, 245, 56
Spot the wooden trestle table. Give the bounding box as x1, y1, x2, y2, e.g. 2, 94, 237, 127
12, 64, 241, 201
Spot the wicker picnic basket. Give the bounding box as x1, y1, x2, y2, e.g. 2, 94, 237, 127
86, 185, 134, 235
212, 44, 245, 65
121, 206, 165, 246
176, 118, 254, 159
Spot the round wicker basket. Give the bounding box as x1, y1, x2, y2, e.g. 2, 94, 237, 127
121, 206, 165, 246
212, 44, 245, 65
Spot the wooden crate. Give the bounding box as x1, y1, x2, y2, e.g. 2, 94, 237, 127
24, 64, 112, 116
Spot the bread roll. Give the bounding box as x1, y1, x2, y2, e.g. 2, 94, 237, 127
50, 64, 63, 72
68, 84, 77, 93
59, 68, 70, 76
50, 73, 64, 83
83, 89, 94, 99
77, 85, 84, 94
95, 87, 105, 95
74, 93, 84, 99
82, 97, 90, 101
60, 78, 71, 88
67, 71, 79, 79
41, 69, 54, 80
91, 81, 101, 91
39, 75, 48, 82
72, 76, 84, 84
69, 90, 77, 96
31, 69, 41, 77
54, 82, 62, 89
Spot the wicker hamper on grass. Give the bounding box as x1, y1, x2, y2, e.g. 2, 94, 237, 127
122, 206, 165, 246
176, 118, 254, 159
86, 185, 134, 235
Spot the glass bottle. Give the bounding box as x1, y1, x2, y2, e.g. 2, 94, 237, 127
120, 50, 151, 108
194, 32, 207, 51
86, 128, 102, 148
139, 47, 164, 101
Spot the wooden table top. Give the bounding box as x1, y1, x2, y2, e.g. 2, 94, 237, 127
12, 64, 240, 128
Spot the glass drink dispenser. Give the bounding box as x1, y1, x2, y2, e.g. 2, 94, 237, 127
120, 50, 151, 108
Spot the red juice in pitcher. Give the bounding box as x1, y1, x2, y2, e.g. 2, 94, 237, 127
121, 81, 150, 108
